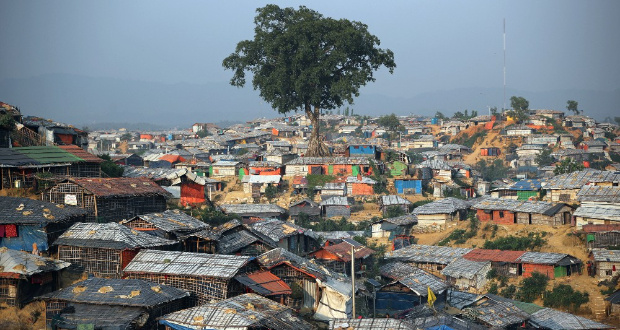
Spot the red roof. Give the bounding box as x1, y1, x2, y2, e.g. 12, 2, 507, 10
320, 241, 374, 262
582, 224, 620, 233
463, 249, 525, 263
238, 270, 291, 296
71, 177, 169, 197
58, 145, 104, 163
159, 154, 186, 164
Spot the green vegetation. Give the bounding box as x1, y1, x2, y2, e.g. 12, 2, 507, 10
566, 100, 579, 115
452, 109, 478, 121
482, 232, 547, 251
516, 272, 548, 302
197, 129, 211, 138
0, 114, 16, 131
543, 284, 589, 312
535, 148, 555, 167
474, 159, 509, 182
98, 154, 124, 177
507, 96, 530, 123
306, 174, 335, 199
553, 158, 585, 175
452, 130, 487, 148
223, 4, 395, 156
296, 213, 369, 232
438, 215, 479, 245
384, 206, 405, 218
377, 113, 404, 133
264, 185, 278, 200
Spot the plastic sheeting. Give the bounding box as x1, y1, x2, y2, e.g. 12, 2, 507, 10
314, 279, 352, 321
0, 225, 48, 252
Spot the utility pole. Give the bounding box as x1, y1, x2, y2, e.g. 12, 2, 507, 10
351, 244, 355, 319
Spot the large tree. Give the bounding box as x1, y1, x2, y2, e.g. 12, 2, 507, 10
508, 96, 530, 123
566, 100, 579, 115
223, 5, 395, 156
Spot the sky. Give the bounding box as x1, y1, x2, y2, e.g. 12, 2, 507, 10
1, 1, 619, 124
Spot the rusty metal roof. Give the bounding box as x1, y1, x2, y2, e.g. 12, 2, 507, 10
121, 209, 208, 234
463, 249, 525, 263
71, 177, 169, 197
317, 241, 374, 262
58, 145, 104, 163
234, 270, 291, 296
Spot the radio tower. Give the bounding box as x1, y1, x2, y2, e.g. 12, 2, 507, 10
503, 18, 506, 112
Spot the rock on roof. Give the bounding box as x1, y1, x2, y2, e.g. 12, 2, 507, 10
123, 250, 252, 279
577, 185, 620, 203
544, 170, 620, 190
330, 318, 414, 330
574, 205, 620, 221
159, 293, 313, 330
219, 203, 287, 215
54, 222, 177, 249
247, 218, 306, 242
590, 249, 620, 263
529, 307, 614, 329
38, 277, 189, 307
0, 247, 69, 277
0, 196, 87, 225
386, 244, 473, 265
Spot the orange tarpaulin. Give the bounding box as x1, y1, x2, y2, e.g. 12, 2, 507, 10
160, 154, 186, 164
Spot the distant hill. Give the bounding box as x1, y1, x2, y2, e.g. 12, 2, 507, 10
1, 73, 618, 128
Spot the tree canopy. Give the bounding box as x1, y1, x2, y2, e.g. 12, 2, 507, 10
223, 5, 395, 156
377, 113, 403, 132
566, 100, 579, 115
508, 96, 530, 123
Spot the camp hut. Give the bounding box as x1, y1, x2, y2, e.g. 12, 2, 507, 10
247, 218, 319, 256
257, 248, 330, 310
242, 175, 281, 196
284, 156, 376, 177
123, 250, 256, 306
291, 176, 309, 194
181, 219, 243, 254
463, 249, 525, 277
379, 195, 413, 216
159, 293, 314, 330
394, 179, 423, 194
54, 222, 177, 278
220, 203, 288, 221
248, 160, 283, 175
321, 182, 346, 196
582, 224, 620, 249
473, 198, 573, 226
330, 319, 414, 330
309, 240, 374, 274
528, 307, 614, 330
218, 226, 277, 256
441, 258, 491, 293
606, 289, 620, 318
0, 247, 69, 307
543, 169, 620, 203
412, 197, 470, 228
164, 167, 222, 206
415, 159, 453, 179
39, 277, 189, 330
119, 209, 209, 241
462, 294, 530, 329
43, 177, 169, 223
345, 175, 376, 195
289, 199, 321, 221
320, 196, 351, 219
112, 153, 144, 166
0, 196, 87, 254
589, 249, 620, 280
377, 262, 449, 315
234, 270, 292, 304
517, 251, 582, 279
371, 214, 417, 238
574, 205, 620, 229
210, 160, 244, 178
385, 244, 473, 274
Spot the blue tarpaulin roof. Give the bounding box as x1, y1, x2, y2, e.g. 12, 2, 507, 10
0, 225, 48, 251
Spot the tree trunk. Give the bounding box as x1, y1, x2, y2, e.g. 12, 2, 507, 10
305, 105, 330, 157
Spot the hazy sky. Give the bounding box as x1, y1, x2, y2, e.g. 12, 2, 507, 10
1, 1, 619, 122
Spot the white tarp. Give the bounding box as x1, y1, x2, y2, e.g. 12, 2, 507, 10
314, 278, 352, 321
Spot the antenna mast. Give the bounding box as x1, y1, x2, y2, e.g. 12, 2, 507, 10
503, 18, 506, 112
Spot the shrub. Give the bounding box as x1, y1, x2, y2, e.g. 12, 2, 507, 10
488, 282, 499, 295
482, 232, 546, 251
516, 272, 548, 303
500, 284, 517, 299
544, 284, 589, 312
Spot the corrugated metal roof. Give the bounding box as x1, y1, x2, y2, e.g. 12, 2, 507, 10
412, 197, 470, 215
0, 247, 69, 276
377, 214, 418, 226
386, 244, 473, 265
510, 179, 542, 191
320, 196, 349, 206
257, 248, 330, 279
544, 170, 620, 190
441, 258, 490, 280
160, 293, 312, 330
530, 307, 614, 329
590, 249, 620, 262
0, 196, 87, 225
218, 230, 271, 254
380, 195, 412, 206
472, 197, 562, 214
415, 159, 453, 170
465, 295, 529, 328
246, 175, 281, 184
54, 222, 177, 249
71, 177, 169, 197
329, 318, 414, 330
517, 252, 575, 265
248, 218, 306, 242
285, 156, 375, 165
380, 261, 419, 280
0, 148, 40, 167
345, 176, 377, 184
220, 203, 287, 215
577, 185, 620, 203
392, 267, 449, 296
38, 277, 189, 306
234, 271, 291, 296
121, 209, 208, 233
123, 250, 251, 279
574, 205, 620, 221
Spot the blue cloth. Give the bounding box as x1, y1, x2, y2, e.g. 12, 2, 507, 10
0, 225, 48, 251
